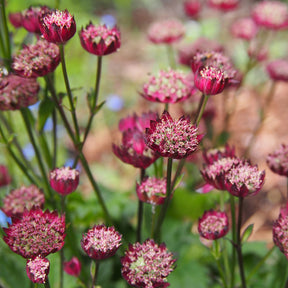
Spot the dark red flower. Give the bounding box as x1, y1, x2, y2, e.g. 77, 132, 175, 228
64, 257, 81, 277
0, 165, 11, 187
9, 12, 23, 28
266, 144, 288, 177
203, 144, 236, 165
184, 0, 202, 19
26, 256, 50, 284
208, 0, 239, 11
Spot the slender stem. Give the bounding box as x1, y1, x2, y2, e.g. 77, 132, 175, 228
236, 197, 247, 288
59, 44, 80, 142
136, 169, 146, 242
91, 260, 100, 288
166, 44, 176, 69
194, 94, 209, 126
229, 195, 237, 288
59, 196, 66, 288
52, 110, 57, 168
214, 240, 228, 288
44, 278, 51, 288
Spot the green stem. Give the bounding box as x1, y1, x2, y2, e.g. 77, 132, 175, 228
166, 44, 176, 69
52, 110, 57, 168
136, 168, 146, 242
59, 44, 80, 143
59, 196, 66, 288
214, 240, 228, 288
194, 94, 209, 126
44, 278, 51, 288
229, 195, 237, 288
91, 260, 100, 288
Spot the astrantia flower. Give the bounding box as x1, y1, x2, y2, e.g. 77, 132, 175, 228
140, 69, 196, 103
273, 209, 288, 259
12, 40, 60, 78
208, 0, 239, 11
0, 74, 39, 111
121, 239, 176, 288
9, 12, 23, 28
21, 6, 50, 34
225, 161, 265, 197
198, 210, 229, 240
203, 144, 235, 165
113, 112, 159, 169
79, 23, 121, 56
26, 256, 50, 284
145, 111, 203, 159
2, 185, 45, 217
81, 224, 122, 260
3, 207, 65, 259
136, 177, 167, 206
50, 166, 79, 196
64, 257, 81, 277
231, 18, 258, 41
0, 165, 11, 187
148, 19, 185, 44
252, 1, 288, 30
39, 9, 76, 44
184, 0, 202, 19
266, 60, 288, 82
267, 144, 288, 177
201, 157, 240, 190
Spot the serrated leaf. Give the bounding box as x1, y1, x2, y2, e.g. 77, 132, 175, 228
37, 98, 55, 132
241, 223, 254, 243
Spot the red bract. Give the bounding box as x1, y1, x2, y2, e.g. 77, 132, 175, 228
266, 144, 288, 176
273, 209, 288, 259
266, 60, 288, 82
184, 0, 202, 19
145, 111, 203, 159
198, 210, 229, 240
50, 166, 79, 196
140, 68, 196, 103
81, 224, 122, 260
231, 18, 258, 41
252, 1, 288, 30
148, 19, 185, 44
26, 256, 50, 284
203, 144, 236, 165
39, 9, 76, 44
208, 0, 239, 11
12, 39, 60, 78
64, 257, 81, 277
0, 165, 11, 187
3, 207, 65, 259
0, 74, 39, 111
79, 23, 120, 56
121, 239, 176, 288
225, 161, 265, 197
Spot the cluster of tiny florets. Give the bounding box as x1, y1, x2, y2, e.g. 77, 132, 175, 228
266, 144, 288, 176
26, 256, 50, 284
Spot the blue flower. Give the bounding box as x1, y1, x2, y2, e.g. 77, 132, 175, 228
0, 209, 11, 228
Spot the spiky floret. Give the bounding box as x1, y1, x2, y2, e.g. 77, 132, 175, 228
203, 144, 235, 165
3, 207, 65, 259
145, 111, 203, 159
81, 224, 122, 260
266, 144, 288, 176
121, 239, 176, 288
26, 256, 50, 284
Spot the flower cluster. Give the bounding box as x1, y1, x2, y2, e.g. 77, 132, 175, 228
266, 144, 288, 177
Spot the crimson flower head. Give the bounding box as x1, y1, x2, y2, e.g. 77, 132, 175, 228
145, 111, 203, 159
266, 144, 288, 177
81, 224, 122, 260
64, 257, 81, 277
0, 165, 11, 187
203, 144, 235, 165
136, 177, 167, 206
198, 210, 229, 240
225, 161, 265, 197
21, 6, 50, 34
2, 184, 45, 217
12, 39, 60, 78
184, 0, 202, 19
9, 12, 23, 28
0, 74, 39, 111
148, 19, 185, 45
79, 22, 120, 56
252, 1, 288, 30
231, 18, 258, 41
3, 207, 65, 259
113, 112, 159, 169
121, 239, 176, 288
26, 256, 50, 284
208, 0, 239, 11
266, 60, 288, 82
39, 9, 76, 44
50, 166, 79, 196
140, 68, 196, 103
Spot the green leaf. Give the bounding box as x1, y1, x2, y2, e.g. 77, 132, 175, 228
93, 100, 106, 114
241, 224, 254, 243
37, 97, 55, 132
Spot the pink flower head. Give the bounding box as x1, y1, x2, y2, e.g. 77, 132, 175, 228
208, 0, 239, 11
26, 256, 50, 284
198, 210, 229, 240
231, 18, 258, 41
266, 144, 288, 177
79, 22, 120, 56
148, 19, 185, 45
50, 166, 79, 196
21, 6, 50, 34
12, 39, 60, 78
273, 210, 288, 259
140, 68, 197, 103
113, 112, 159, 169
225, 161, 265, 197
247, 44, 268, 62
252, 1, 288, 30
81, 224, 122, 260
39, 9, 76, 44
136, 177, 167, 205
3, 207, 66, 259
145, 111, 203, 159
266, 60, 288, 82
0, 165, 11, 187
121, 239, 176, 288
0, 74, 39, 111
64, 257, 81, 277
2, 184, 45, 217
9, 12, 23, 28
203, 144, 236, 165
184, 0, 202, 19
201, 157, 240, 190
